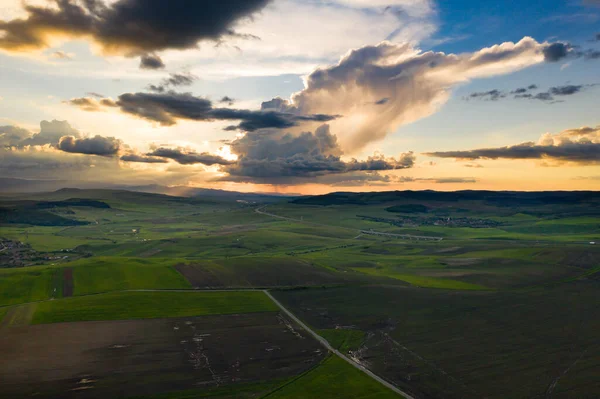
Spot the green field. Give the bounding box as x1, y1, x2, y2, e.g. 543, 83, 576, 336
266, 355, 400, 398
32, 291, 278, 324
2, 188, 600, 399
69, 257, 191, 294
318, 329, 365, 354
0, 266, 60, 306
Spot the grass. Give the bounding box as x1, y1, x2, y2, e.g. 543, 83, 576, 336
265, 355, 401, 398
0, 266, 59, 306
32, 291, 278, 324
0, 307, 7, 323
125, 379, 289, 399
69, 257, 191, 295
318, 329, 365, 353
352, 267, 488, 290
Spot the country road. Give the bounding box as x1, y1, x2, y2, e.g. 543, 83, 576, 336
263, 290, 415, 399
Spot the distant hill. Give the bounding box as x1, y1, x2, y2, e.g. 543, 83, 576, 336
292, 190, 600, 207
125, 184, 293, 203
0, 178, 291, 203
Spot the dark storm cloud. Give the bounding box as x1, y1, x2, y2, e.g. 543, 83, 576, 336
467, 84, 593, 103
218, 125, 415, 183
542, 42, 571, 62
119, 154, 168, 163
140, 54, 165, 70
148, 72, 197, 92
57, 135, 121, 156
375, 97, 390, 105
220, 96, 235, 105
69, 91, 339, 129
549, 85, 583, 95
146, 148, 235, 165
466, 89, 506, 101
424, 125, 600, 164
582, 49, 600, 59
510, 84, 537, 94
0, 0, 271, 56
425, 143, 600, 162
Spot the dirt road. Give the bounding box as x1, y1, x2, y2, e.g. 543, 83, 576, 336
263, 290, 415, 399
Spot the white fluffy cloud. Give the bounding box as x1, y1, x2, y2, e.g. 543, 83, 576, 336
281, 37, 547, 153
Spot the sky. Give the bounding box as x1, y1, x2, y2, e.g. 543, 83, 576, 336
0, 0, 598, 194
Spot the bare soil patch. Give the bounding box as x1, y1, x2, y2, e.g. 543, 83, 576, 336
63, 268, 73, 297
0, 312, 324, 398
176, 259, 343, 288
442, 258, 481, 267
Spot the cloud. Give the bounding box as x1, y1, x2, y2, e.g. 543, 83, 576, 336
581, 49, 600, 59
220, 96, 235, 105
50, 51, 72, 60
19, 120, 81, 146
64, 97, 118, 111
87, 92, 105, 99
218, 124, 415, 183
119, 154, 168, 164
549, 85, 583, 95
68, 91, 339, 129
467, 83, 594, 103
466, 89, 506, 101
0, 119, 211, 186
542, 42, 572, 62
0, 125, 31, 146
0, 0, 271, 59
140, 54, 165, 70
277, 37, 556, 152
148, 72, 197, 92
57, 135, 121, 156
394, 176, 477, 183
146, 147, 235, 166
424, 125, 600, 165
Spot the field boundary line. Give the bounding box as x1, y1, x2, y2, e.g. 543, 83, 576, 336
263, 290, 416, 399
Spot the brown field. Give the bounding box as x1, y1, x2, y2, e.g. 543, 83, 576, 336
63, 267, 74, 297
176, 258, 343, 288
0, 312, 325, 399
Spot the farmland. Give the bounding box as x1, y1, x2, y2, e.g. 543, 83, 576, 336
1, 188, 599, 398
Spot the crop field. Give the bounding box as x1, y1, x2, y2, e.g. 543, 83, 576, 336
32, 291, 278, 324
175, 257, 349, 288
68, 257, 191, 295
266, 355, 400, 398
0, 266, 61, 306
1, 189, 599, 398
273, 282, 600, 399
0, 312, 325, 399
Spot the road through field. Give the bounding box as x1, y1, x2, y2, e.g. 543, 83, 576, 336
263, 290, 415, 399
1, 287, 415, 398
